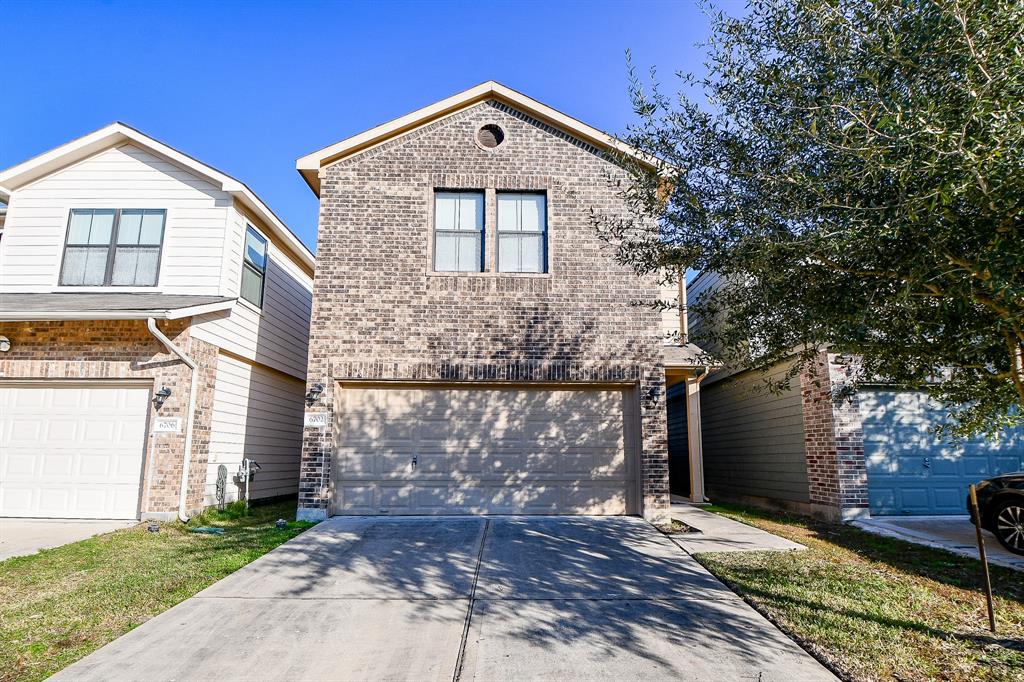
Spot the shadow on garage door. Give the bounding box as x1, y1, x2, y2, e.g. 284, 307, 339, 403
860, 389, 1024, 515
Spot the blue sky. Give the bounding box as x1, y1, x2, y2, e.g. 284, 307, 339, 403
1, 0, 721, 252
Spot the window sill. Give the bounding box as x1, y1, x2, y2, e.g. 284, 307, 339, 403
426, 271, 551, 279
236, 297, 265, 316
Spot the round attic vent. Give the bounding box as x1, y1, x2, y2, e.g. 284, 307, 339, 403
476, 124, 505, 149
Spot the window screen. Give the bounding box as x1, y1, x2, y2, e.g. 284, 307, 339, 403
434, 191, 484, 272
497, 193, 546, 273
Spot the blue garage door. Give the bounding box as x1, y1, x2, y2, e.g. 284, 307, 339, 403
860, 390, 1024, 515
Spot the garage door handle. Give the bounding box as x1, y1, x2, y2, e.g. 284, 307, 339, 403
411, 456, 418, 469
922, 457, 931, 469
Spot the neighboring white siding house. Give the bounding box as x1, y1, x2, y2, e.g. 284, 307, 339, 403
0, 123, 314, 517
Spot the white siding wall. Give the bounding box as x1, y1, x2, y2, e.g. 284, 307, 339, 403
192, 207, 313, 379
659, 269, 682, 344
0, 144, 229, 294
204, 353, 306, 505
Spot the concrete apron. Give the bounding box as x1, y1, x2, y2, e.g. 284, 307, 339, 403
854, 516, 1024, 572
0, 519, 137, 561
53, 516, 835, 682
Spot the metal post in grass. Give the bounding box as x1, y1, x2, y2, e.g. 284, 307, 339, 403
969, 484, 996, 634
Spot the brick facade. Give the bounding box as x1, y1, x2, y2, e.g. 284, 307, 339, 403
299, 100, 669, 521
0, 319, 217, 518
800, 350, 869, 520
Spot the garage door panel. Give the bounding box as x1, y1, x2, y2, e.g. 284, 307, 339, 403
332, 386, 636, 516
862, 389, 1024, 515
0, 385, 148, 519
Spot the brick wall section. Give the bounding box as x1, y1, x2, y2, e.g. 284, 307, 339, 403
300, 100, 669, 520
0, 319, 217, 516
800, 350, 869, 520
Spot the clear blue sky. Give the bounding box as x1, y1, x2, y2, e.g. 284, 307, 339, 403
1, 0, 722, 252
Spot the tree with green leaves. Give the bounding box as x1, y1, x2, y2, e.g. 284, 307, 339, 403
604, 0, 1024, 437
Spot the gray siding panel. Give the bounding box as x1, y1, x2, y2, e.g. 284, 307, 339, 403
700, 363, 810, 503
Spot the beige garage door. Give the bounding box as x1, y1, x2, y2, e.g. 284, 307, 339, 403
332, 385, 637, 515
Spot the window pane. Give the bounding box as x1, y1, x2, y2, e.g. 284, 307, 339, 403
117, 211, 143, 245
139, 211, 165, 244
457, 193, 483, 231
435, 193, 458, 231
241, 265, 264, 306
455, 233, 481, 271
497, 194, 519, 231
61, 247, 107, 285
435, 232, 458, 271
88, 210, 115, 244
520, 194, 545, 232
68, 211, 94, 244
244, 227, 267, 270
498, 234, 520, 272
112, 247, 159, 285
518, 234, 544, 272
499, 234, 544, 273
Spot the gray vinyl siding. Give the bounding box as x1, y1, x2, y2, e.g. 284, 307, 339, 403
701, 362, 810, 503
667, 383, 690, 496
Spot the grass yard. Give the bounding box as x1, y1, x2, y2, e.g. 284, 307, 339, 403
0, 500, 315, 682
697, 504, 1024, 682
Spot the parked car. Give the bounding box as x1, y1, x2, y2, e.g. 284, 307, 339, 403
968, 473, 1024, 555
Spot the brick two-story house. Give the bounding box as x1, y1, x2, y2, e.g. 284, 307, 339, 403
294, 82, 709, 522
0, 124, 314, 521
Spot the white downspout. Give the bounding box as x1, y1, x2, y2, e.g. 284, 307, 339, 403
147, 318, 198, 523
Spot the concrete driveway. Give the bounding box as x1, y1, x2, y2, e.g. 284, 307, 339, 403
54, 516, 834, 681
0, 519, 136, 561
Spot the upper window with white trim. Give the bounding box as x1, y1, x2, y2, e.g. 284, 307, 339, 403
434, 191, 484, 272
497, 192, 546, 273
240, 225, 268, 307
60, 208, 166, 286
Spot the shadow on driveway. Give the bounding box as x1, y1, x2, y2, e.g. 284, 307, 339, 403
53, 516, 835, 681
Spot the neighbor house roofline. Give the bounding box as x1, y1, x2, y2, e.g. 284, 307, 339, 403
0, 122, 314, 271
295, 80, 660, 197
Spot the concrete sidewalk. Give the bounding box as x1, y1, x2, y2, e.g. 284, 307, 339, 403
53, 516, 834, 682
669, 503, 806, 554
0, 519, 136, 561
853, 516, 1024, 572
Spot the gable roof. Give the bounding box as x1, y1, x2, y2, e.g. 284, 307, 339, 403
0, 122, 314, 271
296, 80, 658, 197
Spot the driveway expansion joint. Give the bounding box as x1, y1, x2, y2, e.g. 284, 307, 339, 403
453, 517, 489, 682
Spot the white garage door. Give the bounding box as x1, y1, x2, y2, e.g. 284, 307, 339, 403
0, 384, 150, 519
332, 386, 637, 515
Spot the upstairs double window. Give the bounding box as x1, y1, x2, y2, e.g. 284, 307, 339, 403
60, 209, 166, 286
432, 190, 547, 274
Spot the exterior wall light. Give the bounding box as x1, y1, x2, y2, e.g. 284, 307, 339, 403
152, 386, 172, 409
0, 336, 10, 352
305, 383, 325, 406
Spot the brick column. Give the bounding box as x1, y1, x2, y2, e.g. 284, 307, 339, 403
640, 365, 671, 523
800, 350, 869, 520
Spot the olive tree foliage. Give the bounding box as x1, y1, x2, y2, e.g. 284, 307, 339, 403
602, 0, 1024, 438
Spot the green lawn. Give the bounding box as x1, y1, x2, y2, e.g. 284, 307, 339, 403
0, 501, 315, 682
696, 505, 1024, 682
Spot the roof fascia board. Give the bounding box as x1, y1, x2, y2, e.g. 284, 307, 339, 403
0, 298, 236, 322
